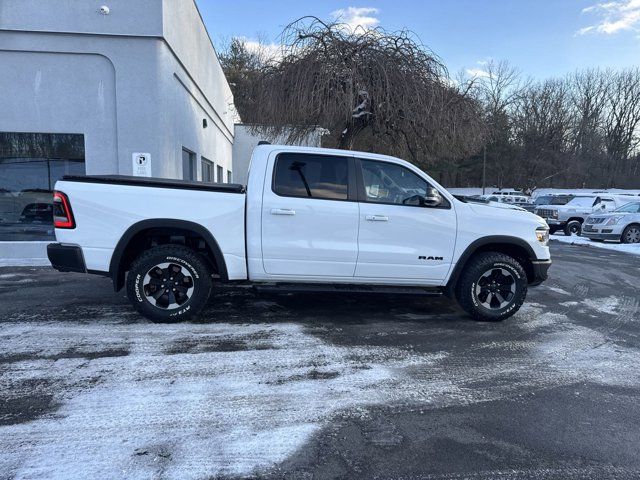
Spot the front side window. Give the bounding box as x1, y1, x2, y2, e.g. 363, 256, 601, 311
360, 159, 431, 206
273, 153, 349, 200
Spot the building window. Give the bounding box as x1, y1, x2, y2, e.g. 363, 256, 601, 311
182, 148, 196, 181
217, 165, 224, 183
0, 132, 85, 241
202, 157, 214, 183
227, 170, 232, 183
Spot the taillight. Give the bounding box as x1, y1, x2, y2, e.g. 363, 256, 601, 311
53, 191, 75, 229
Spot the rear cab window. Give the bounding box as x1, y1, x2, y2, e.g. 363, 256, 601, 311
272, 153, 351, 201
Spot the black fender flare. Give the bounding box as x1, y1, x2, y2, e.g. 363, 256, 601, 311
445, 235, 537, 294
109, 218, 228, 291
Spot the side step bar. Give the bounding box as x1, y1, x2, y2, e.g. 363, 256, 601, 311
253, 283, 443, 296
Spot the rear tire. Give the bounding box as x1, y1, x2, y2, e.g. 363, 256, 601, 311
126, 245, 212, 323
564, 220, 582, 236
455, 252, 528, 322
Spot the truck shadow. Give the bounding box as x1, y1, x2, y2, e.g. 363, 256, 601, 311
197, 285, 464, 326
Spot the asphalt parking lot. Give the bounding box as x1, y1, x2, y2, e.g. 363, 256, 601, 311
1, 242, 639, 479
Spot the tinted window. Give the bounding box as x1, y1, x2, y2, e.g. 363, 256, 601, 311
0, 132, 85, 241
360, 159, 430, 206
615, 202, 640, 213
273, 153, 349, 200
201, 158, 214, 182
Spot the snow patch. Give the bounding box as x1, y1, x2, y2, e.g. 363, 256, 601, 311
551, 235, 640, 256
581, 296, 620, 316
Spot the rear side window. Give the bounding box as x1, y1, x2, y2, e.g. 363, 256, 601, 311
273, 153, 349, 200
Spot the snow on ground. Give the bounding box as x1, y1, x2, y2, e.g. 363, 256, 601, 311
551, 234, 640, 256
0, 258, 50, 267
1, 299, 640, 479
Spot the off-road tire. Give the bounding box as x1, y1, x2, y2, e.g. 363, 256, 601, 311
455, 252, 528, 322
126, 245, 212, 323
564, 220, 582, 236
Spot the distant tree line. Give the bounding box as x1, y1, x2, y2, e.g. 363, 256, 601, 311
219, 18, 640, 190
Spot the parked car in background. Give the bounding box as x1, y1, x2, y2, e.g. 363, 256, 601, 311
458, 195, 528, 212
482, 194, 529, 205
583, 202, 640, 244
521, 194, 574, 213
490, 189, 526, 197
535, 195, 630, 236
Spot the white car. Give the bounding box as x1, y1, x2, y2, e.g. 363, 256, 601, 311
535, 195, 631, 236
47, 145, 551, 323
583, 202, 640, 244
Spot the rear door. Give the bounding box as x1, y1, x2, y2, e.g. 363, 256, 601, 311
354, 158, 457, 282
261, 151, 359, 277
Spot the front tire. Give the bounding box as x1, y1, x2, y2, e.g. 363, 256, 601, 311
621, 224, 640, 244
126, 245, 212, 323
564, 220, 582, 236
455, 252, 528, 322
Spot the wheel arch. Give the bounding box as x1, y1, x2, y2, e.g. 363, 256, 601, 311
109, 219, 228, 292
446, 236, 537, 294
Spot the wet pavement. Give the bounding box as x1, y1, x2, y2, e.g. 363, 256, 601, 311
0, 242, 639, 479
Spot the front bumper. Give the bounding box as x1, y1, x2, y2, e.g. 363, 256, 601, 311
583, 232, 620, 241
543, 219, 564, 228
529, 259, 552, 286
47, 243, 86, 273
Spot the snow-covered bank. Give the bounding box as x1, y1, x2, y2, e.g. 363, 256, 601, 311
551, 235, 640, 256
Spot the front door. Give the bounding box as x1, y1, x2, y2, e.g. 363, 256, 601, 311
355, 158, 457, 282
261, 151, 359, 277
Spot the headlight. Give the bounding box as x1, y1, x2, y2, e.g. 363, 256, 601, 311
536, 227, 549, 246
605, 216, 623, 226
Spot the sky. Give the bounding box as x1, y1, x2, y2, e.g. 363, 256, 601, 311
197, 0, 640, 80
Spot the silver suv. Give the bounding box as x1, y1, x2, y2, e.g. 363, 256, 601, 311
583, 202, 640, 243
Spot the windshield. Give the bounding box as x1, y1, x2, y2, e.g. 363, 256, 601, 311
615, 202, 640, 213
534, 196, 552, 205
566, 196, 597, 207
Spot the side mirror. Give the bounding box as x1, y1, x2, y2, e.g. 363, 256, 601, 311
424, 187, 443, 208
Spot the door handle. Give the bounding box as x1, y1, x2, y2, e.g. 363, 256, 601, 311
365, 215, 389, 222
271, 208, 296, 216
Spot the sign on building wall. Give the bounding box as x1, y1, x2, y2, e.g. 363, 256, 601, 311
132, 153, 152, 177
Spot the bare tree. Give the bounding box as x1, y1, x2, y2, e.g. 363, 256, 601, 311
244, 17, 484, 167
602, 68, 640, 186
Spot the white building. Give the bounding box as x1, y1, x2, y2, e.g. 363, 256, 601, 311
0, 0, 235, 247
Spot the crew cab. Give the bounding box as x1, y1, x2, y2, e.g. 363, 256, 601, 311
47, 145, 551, 323
535, 195, 630, 236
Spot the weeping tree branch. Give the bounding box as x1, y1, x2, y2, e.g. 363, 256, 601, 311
242, 17, 485, 166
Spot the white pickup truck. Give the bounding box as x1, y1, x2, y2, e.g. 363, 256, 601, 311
48, 145, 551, 323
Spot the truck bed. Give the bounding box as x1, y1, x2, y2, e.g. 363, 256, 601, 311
54, 175, 247, 280
62, 175, 245, 194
